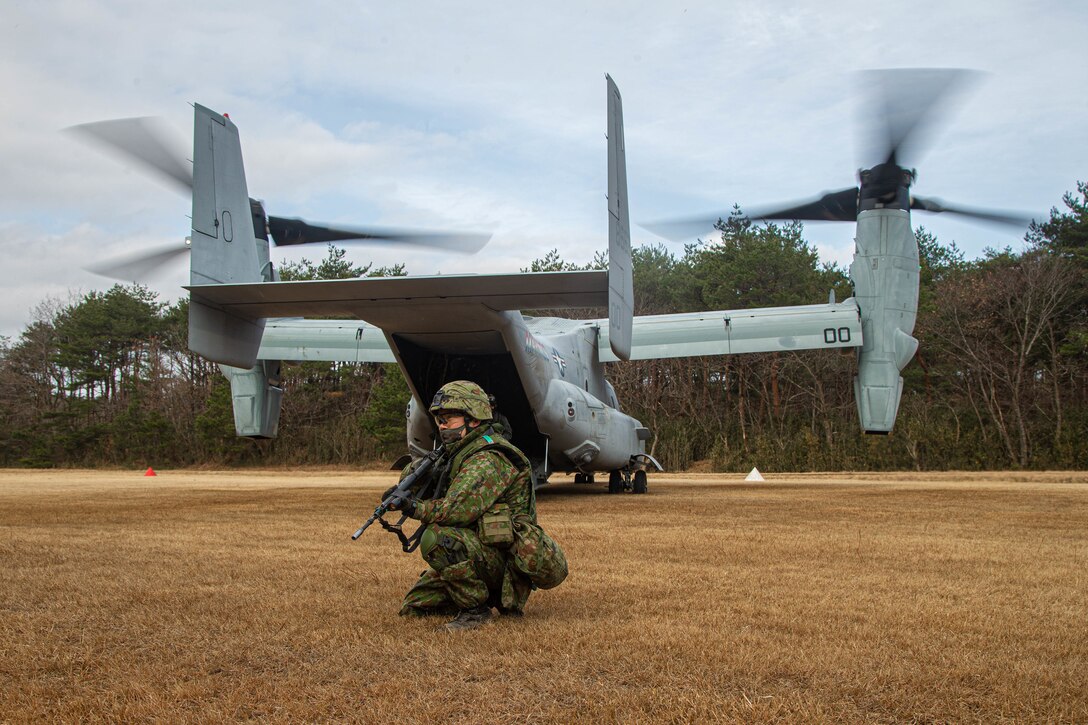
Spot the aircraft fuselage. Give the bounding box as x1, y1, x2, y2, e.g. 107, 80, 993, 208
392, 306, 648, 481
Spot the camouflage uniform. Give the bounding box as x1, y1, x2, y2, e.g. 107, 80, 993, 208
399, 423, 536, 616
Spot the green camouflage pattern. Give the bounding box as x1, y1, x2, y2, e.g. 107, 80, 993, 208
510, 514, 568, 589
402, 523, 507, 612
428, 380, 493, 421
412, 427, 534, 527
399, 425, 535, 615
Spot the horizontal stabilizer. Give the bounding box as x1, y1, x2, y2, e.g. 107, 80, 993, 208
186, 270, 607, 322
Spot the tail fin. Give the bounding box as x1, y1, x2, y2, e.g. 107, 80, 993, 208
606, 75, 634, 361
220, 361, 283, 438
188, 104, 266, 368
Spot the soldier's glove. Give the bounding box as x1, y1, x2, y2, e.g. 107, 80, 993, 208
386, 491, 416, 517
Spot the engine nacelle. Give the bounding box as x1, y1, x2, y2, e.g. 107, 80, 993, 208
849, 208, 920, 433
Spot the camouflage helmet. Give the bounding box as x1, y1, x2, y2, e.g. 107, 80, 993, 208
429, 380, 493, 422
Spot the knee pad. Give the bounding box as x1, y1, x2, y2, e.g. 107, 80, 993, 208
420, 528, 468, 571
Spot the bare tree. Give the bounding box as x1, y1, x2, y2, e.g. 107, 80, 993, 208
932, 251, 1078, 466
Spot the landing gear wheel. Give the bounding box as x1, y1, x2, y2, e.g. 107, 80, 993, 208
608, 471, 623, 494
574, 473, 586, 483
632, 470, 648, 494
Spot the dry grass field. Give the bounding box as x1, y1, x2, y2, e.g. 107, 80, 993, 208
1, 468, 1086, 723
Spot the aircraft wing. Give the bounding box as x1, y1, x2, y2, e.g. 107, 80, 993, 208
256, 319, 394, 363
596, 299, 863, 362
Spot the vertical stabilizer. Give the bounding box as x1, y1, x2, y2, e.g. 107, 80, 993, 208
220, 361, 283, 438
606, 75, 634, 361
188, 104, 265, 368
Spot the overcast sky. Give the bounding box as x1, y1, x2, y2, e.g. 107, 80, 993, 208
2, 1, 1085, 340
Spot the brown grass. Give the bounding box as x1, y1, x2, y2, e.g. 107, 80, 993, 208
1, 469, 1086, 723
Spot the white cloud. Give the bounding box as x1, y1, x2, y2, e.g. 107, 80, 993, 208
0, 0, 1085, 339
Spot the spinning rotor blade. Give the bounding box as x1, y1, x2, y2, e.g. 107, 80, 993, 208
746, 187, 860, 223
86, 241, 191, 281
87, 216, 492, 281
639, 214, 728, 242
641, 187, 860, 242
910, 195, 1033, 228
67, 117, 193, 193
645, 69, 1025, 245
71, 114, 490, 277
267, 216, 491, 253
862, 68, 980, 167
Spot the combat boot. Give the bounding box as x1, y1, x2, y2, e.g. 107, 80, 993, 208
443, 606, 492, 632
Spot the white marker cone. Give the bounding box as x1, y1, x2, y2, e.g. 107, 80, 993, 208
745, 467, 765, 482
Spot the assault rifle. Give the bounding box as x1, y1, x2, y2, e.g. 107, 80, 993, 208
351, 447, 446, 550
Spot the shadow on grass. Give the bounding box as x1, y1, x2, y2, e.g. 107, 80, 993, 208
536, 482, 610, 497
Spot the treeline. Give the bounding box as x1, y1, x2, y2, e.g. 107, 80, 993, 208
2, 186, 1086, 471
0, 248, 412, 468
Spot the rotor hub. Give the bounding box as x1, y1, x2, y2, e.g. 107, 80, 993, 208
858, 163, 915, 213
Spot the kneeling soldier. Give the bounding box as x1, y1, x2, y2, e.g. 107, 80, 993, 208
389, 380, 535, 631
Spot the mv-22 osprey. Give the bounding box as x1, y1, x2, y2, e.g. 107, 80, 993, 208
87, 73, 998, 493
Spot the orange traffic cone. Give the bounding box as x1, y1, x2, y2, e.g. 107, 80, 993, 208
144, 467, 157, 477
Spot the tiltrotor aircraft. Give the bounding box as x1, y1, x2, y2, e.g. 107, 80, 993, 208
76, 71, 1025, 492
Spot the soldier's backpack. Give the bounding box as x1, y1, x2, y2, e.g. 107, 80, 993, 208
511, 513, 568, 589
474, 427, 569, 590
